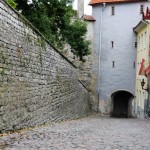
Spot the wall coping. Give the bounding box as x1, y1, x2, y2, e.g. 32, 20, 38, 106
78, 79, 91, 92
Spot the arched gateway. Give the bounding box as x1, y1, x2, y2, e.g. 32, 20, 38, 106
110, 90, 134, 118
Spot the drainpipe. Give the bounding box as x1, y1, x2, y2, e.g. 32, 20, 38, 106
97, 3, 106, 112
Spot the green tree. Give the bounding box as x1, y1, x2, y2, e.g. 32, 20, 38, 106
6, 0, 17, 8
63, 20, 91, 61
10, 0, 90, 61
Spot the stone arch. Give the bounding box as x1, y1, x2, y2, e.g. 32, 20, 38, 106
110, 90, 134, 118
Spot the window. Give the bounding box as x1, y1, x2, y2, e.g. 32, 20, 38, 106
111, 6, 115, 15
140, 5, 144, 14
112, 61, 115, 68
111, 41, 114, 48
135, 42, 137, 48
138, 36, 140, 50
141, 34, 143, 49
144, 32, 147, 48
133, 62, 135, 68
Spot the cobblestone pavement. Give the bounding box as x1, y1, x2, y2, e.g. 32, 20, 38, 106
0, 114, 150, 150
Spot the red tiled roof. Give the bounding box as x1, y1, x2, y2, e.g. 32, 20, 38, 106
143, 7, 150, 20
83, 15, 96, 21
89, 0, 147, 5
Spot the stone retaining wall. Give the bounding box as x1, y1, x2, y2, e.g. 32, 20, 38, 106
0, 0, 90, 132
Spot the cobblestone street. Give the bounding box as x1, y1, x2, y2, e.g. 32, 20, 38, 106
0, 114, 150, 150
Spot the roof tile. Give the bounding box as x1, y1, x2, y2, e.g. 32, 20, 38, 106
83, 15, 96, 21
89, 0, 147, 5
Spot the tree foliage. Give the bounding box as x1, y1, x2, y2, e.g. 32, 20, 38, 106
8, 0, 90, 61
63, 20, 91, 61
6, 0, 17, 8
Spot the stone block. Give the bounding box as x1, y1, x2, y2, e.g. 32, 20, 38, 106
0, 0, 91, 132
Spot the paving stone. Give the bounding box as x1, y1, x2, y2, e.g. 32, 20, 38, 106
0, 114, 150, 150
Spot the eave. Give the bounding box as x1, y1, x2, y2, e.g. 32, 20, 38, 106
89, 0, 148, 6
133, 20, 149, 33
82, 15, 96, 21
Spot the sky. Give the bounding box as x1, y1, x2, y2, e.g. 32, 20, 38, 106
73, 0, 92, 15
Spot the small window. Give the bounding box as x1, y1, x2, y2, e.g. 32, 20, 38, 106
111, 6, 115, 15
135, 42, 137, 48
140, 5, 144, 14
133, 62, 135, 68
111, 41, 114, 48
112, 61, 115, 68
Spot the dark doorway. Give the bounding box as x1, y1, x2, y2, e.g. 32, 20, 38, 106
111, 91, 134, 118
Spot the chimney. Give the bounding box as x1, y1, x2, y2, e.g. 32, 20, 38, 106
78, 0, 84, 18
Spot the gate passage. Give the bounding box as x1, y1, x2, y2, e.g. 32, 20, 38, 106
111, 91, 134, 118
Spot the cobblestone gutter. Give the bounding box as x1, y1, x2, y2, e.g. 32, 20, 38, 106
0, 0, 90, 133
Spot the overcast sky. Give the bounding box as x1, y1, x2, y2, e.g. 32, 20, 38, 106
73, 0, 92, 15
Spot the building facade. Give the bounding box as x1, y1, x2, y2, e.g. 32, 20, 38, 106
90, 0, 150, 117
134, 7, 150, 118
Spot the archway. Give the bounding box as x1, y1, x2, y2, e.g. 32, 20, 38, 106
111, 90, 134, 118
